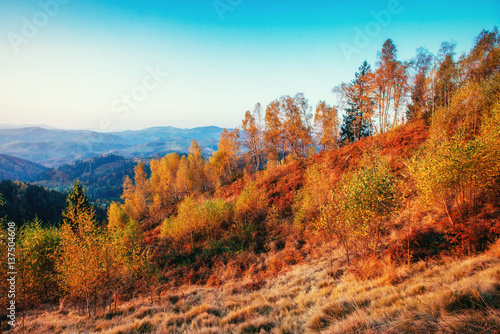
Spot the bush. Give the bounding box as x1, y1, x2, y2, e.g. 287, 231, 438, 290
387, 225, 447, 264
234, 181, 267, 226
18, 218, 61, 307
318, 155, 397, 263
410, 101, 500, 226
293, 163, 332, 231
161, 197, 232, 251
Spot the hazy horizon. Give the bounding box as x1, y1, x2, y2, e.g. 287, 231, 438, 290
0, 122, 231, 132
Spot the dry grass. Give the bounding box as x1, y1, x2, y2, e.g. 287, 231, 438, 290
11, 248, 500, 334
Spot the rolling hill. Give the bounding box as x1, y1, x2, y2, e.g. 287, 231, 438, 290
0, 126, 226, 167
0, 154, 47, 182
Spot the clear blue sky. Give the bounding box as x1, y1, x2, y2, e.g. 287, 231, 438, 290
0, 0, 498, 130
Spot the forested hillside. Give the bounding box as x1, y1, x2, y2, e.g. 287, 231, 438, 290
0, 154, 47, 182
0, 180, 66, 226
2, 28, 500, 333
34, 154, 139, 203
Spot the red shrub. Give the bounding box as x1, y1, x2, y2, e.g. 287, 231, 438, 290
446, 218, 500, 256
387, 225, 447, 264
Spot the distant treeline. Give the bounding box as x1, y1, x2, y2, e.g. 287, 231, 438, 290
0, 180, 106, 226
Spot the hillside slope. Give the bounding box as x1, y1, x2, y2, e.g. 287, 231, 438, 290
0, 180, 66, 226
34, 154, 138, 203
18, 244, 500, 333
0, 154, 47, 182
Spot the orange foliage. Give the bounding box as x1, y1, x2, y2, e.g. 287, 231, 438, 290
256, 162, 305, 214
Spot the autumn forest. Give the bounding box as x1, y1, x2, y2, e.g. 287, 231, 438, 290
2, 27, 500, 333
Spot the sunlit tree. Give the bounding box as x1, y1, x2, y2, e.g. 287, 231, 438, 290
314, 101, 339, 151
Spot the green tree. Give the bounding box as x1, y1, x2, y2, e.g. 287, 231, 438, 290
61, 182, 96, 237
319, 156, 396, 263
18, 218, 61, 308
336, 61, 374, 143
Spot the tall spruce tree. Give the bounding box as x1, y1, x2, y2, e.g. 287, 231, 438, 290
339, 61, 374, 144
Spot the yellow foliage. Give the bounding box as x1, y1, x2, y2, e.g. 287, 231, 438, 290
293, 163, 332, 231
234, 180, 267, 225
411, 102, 500, 224
150, 153, 180, 210
107, 202, 129, 230
319, 155, 396, 262
161, 196, 232, 250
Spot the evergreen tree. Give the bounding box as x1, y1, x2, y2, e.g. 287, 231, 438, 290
61, 182, 96, 237
338, 61, 374, 144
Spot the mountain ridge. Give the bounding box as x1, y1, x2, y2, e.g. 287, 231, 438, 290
0, 154, 47, 182
0, 125, 229, 167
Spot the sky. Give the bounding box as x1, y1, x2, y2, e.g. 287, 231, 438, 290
0, 0, 498, 131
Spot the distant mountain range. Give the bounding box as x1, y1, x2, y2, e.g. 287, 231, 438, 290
0, 126, 227, 167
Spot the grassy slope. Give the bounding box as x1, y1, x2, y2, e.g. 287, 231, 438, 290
18, 242, 500, 333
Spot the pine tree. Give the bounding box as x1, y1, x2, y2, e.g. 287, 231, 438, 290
337, 61, 374, 144
61, 182, 96, 237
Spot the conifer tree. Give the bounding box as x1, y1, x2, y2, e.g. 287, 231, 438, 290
61, 182, 96, 237
336, 61, 374, 144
